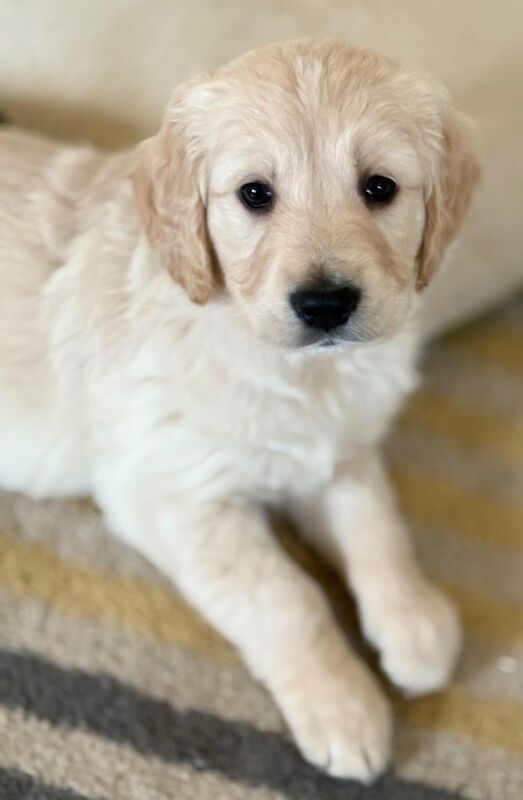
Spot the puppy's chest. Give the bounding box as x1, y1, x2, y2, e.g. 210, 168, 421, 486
241, 414, 345, 499
184, 358, 404, 499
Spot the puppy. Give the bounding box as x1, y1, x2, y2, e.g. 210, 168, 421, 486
0, 39, 479, 782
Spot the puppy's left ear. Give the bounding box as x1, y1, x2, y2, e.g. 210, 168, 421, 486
416, 104, 481, 290
132, 114, 214, 304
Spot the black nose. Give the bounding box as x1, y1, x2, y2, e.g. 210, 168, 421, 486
289, 282, 361, 331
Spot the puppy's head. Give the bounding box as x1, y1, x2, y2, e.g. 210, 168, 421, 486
134, 39, 480, 349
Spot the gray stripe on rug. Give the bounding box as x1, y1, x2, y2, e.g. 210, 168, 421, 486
0, 649, 470, 800
0, 766, 105, 800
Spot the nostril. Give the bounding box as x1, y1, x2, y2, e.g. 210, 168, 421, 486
289, 284, 361, 331
298, 287, 359, 317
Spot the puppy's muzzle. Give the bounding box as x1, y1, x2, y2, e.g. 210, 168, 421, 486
289, 281, 361, 332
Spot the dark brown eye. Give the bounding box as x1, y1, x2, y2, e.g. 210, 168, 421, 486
363, 175, 397, 204
239, 182, 274, 211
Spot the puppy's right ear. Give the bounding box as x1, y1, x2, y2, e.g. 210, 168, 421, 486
133, 116, 214, 304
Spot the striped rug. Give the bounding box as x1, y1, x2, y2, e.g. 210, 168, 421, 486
0, 296, 522, 800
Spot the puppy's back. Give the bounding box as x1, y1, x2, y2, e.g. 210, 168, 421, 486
0, 128, 110, 271
0, 129, 110, 493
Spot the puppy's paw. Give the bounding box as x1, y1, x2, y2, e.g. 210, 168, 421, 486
361, 581, 461, 696
274, 648, 392, 782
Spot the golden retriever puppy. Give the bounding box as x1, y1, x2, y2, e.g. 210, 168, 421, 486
0, 39, 479, 782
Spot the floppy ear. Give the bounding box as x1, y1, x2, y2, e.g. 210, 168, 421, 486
416, 107, 481, 290
133, 114, 214, 304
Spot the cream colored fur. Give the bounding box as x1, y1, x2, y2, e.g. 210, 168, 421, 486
0, 40, 479, 782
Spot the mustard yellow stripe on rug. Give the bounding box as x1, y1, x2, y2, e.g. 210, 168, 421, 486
444, 584, 523, 648
401, 686, 523, 755
0, 533, 236, 664
1, 531, 522, 657
444, 322, 523, 373
401, 391, 523, 466
393, 467, 523, 552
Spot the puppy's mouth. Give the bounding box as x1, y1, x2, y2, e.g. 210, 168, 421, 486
293, 315, 381, 351
297, 327, 356, 351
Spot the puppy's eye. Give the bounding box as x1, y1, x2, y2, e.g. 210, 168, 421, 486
363, 175, 397, 204
239, 182, 274, 211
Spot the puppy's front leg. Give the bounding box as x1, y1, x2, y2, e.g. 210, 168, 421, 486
106, 494, 391, 781
291, 454, 461, 697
